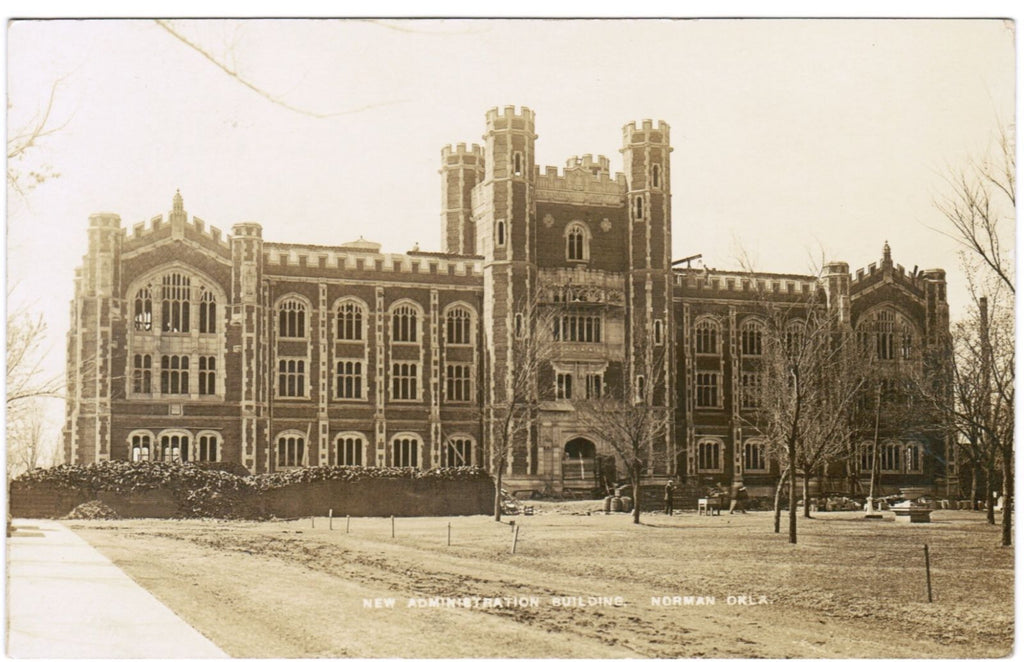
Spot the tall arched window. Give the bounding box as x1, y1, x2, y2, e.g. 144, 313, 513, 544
161, 273, 191, 333
741, 319, 764, 356
129, 431, 154, 462
159, 431, 190, 462
634, 196, 644, 220
513, 152, 523, 176
197, 289, 216, 334
336, 299, 365, 341
496, 220, 506, 246
443, 436, 475, 467
278, 299, 307, 338
335, 434, 366, 466
391, 303, 419, 343
697, 439, 721, 472
743, 439, 767, 472
565, 222, 589, 262
651, 164, 661, 188
195, 432, 221, 462
857, 307, 918, 362
134, 286, 153, 331
445, 306, 472, 345
276, 433, 306, 469
785, 320, 805, 357
694, 318, 719, 355
391, 434, 421, 468
880, 442, 901, 473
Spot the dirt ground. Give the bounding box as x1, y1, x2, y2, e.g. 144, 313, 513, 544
70, 508, 1013, 658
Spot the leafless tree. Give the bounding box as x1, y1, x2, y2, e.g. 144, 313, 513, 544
7, 400, 56, 477
739, 268, 865, 543
488, 296, 555, 522
575, 340, 670, 525
930, 125, 1015, 546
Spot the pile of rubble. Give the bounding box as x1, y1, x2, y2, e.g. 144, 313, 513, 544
65, 500, 120, 520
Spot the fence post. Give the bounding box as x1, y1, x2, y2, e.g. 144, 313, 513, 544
311, 516, 315, 529
924, 544, 933, 602
346, 515, 350, 533
447, 521, 451, 547
391, 515, 395, 538
329, 509, 333, 530
511, 524, 520, 554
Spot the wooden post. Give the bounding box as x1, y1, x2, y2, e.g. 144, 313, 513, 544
447, 522, 451, 547
924, 544, 933, 602
511, 524, 520, 554
346, 515, 350, 533
329, 509, 333, 530
391, 515, 395, 538
311, 516, 315, 528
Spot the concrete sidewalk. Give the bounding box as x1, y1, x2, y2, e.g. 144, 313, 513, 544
6, 518, 228, 658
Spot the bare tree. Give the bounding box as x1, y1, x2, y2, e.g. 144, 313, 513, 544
575, 340, 670, 525
740, 272, 865, 543
488, 296, 554, 522
7, 302, 63, 407
7, 78, 68, 201
930, 124, 1015, 546
7, 400, 56, 477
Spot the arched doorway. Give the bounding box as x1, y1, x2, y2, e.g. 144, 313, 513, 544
563, 437, 597, 481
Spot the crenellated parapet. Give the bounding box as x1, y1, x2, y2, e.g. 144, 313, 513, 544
263, 242, 484, 278
484, 105, 536, 136
622, 119, 671, 147
534, 162, 626, 206
673, 268, 819, 298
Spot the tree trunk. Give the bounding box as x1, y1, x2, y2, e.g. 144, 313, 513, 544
1001, 447, 1013, 547
970, 465, 978, 508
773, 467, 788, 534
802, 471, 811, 519
788, 442, 798, 544
493, 463, 503, 522
985, 467, 995, 525
632, 462, 642, 525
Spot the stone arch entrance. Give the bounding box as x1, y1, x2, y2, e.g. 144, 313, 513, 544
562, 437, 598, 482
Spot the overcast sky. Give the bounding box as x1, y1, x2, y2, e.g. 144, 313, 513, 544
5, 18, 1016, 441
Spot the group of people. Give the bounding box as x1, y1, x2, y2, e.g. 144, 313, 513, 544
663, 480, 748, 515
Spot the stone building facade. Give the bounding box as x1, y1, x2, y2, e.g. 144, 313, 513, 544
63, 106, 955, 497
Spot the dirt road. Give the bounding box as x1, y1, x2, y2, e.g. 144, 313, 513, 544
72, 511, 1012, 658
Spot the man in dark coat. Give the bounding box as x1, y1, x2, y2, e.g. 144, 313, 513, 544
729, 484, 748, 514
664, 480, 675, 515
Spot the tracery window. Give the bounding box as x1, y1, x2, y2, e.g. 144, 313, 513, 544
277, 433, 305, 469
161, 273, 191, 333
741, 320, 763, 356
278, 299, 307, 338
443, 436, 475, 467
134, 287, 153, 331
694, 318, 719, 355
744, 439, 767, 472
336, 299, 365, 341
198, 289, 216, 334
566, 222, 589, 262
391, 303, 419, 343
446, 306, 472, 345
335, 434, 365, 466
391, 435, 420, 468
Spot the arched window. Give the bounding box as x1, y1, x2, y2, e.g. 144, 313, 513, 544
391, 435, 421, 468
880, 442, 901, 473
859, 443, 874, 473
158, 431, 190, 462
905, 442, 923, 473
785, 321, 805, 357
697, 439, 721, 472
195, 432, 221, 462
496, 220, 506, 246
276, 432, 306, 469
446, 306, 472, 345
334, 434, 365, 466
694, 318, 719, 355
513, 152, 523, 176
133, 354, 152, 394
634, 196, 644, 220
391, 303, 419, 343
161, 273, 191, 333
565, 222, 589, 262
198, 288, 216, 334
129, 431, 154, 462
134, 286, 153, 331
858, 307, 918, 362
654, 319, 664, 346
741, 319, 763, 356
651, 164, 661, 188
336, 299, 365, 341
278, 299, 307, 338
444, 436, 475, 467
743, 439, 767, 472
514, 313, 524, 338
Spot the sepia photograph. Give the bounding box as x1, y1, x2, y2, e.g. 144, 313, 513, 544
4, 13, 1016, 659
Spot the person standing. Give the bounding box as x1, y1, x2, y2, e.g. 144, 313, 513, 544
664, 480, 675, 515
729, 483, 748, 514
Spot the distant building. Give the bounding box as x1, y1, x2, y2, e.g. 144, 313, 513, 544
63, 106, 955, 497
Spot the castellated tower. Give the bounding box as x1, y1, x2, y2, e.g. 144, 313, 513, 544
440, 143, 484, 254
622, 119, 676, 475
65, 212, 122, 464
476, 106, 538, 476
230, 222, 266, 473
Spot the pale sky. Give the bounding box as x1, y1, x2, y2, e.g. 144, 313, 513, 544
5, 17, 1016, 444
